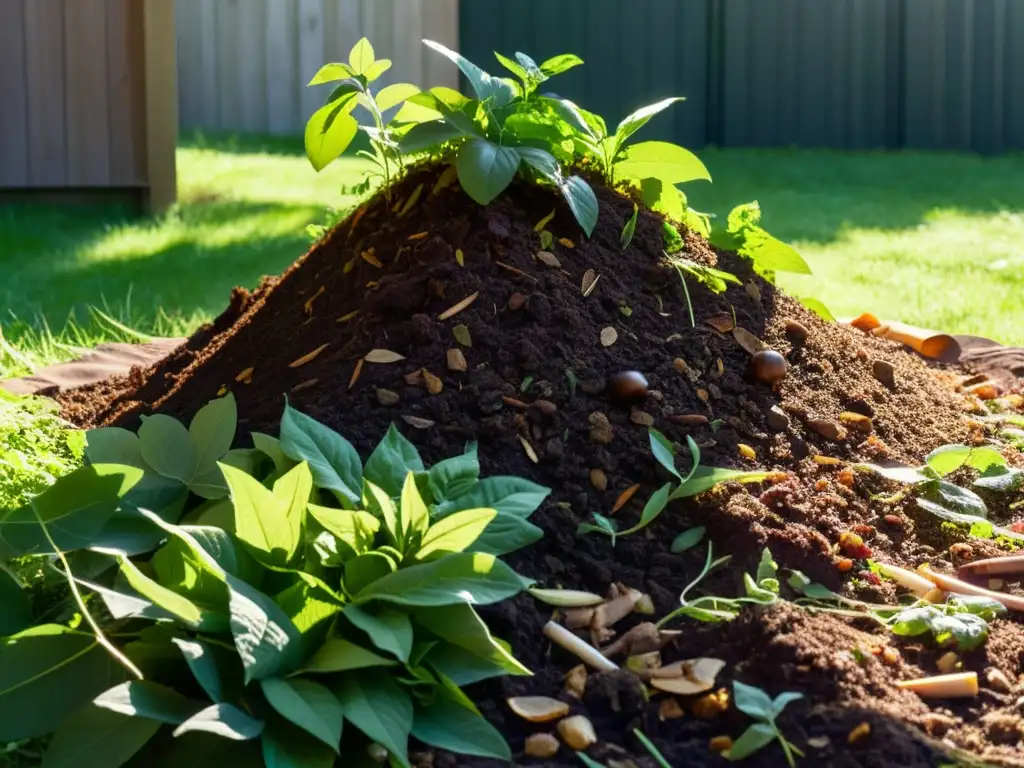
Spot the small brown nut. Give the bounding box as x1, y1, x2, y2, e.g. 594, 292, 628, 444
508, 292, 527, 310
524, 733, 560, 759
590, 469, 608, 492
556, 715, 597, 750
608, 371, 649, 403
785, 319, 810, 343
749, 350, 788, 385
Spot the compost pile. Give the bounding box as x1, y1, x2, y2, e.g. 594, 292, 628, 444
62, 165, 1024, 767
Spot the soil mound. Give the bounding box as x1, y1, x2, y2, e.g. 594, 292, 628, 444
60, 164, 1024, 765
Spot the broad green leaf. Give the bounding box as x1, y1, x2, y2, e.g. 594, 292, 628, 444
364, 425, 424, 497
171, 638, 242, 704
469, 511, 543, 557
0, 569, 31, 635
344, 551, 397, 595
353, 552, 524, 607
952, 595, 1007, 621
799, 297, 835, 322
261, 678, 343, 752
273, 461, 313, 547
412, 692, 510, 761
189, 393, 237, 480
252, 433, 295, 475
726, 722, 777, 760
398, 119, 466, 153
425, 644, 515, 686
671, 526, 706, 554
516, 146, 559, 179
343, 605, 413, 662
713, 202, 811, 276
414, 603, 530, 677
456, 138, 520, 205
280, 403, 362, 505
118, 556, 226, 631
173, 703, 265, 740
672, 467, 770, 499
261, 716, 335, 768
308, 505, 379, 554
514, 51, 542, 77
649, 428, 681, 482
434, 476, 550, 520
427, 453, 480, 502
93, 680, 198, 725
222, 462, 298, 566
559, 175, 598, 236
974, 467, 1024, 493
771, 691, 803, 715
620, 483, 672, 536
415, 508, 496, 561
364, 58, 392, 82
539, 53, 583, 76
348, 37, 374, 75
0, 633, 127, 741
926, 444, 1007, 476
620, 203, 639, 250
400, 471, 431, 544
77, 576, 171, 622
84, 427, 144, 467
423, 39, 513, 107
732, 680, 774, 720
919, 481, 988, 519
184, 524, 260, 581
307, 62, 355, 86
0, 464, 144, 555
151, 533, 230, 610
495, 51, 529, 81
613, 97, 685, 154
333, 672, 413, 768
139, 415, 199, 484
305, 100, 359, 172
42, 704, 160, 768
274, 574, 344, 639
301, 637, 398, 674
375, 82, 419, 112
614, 140, 710, 184
228, 575, 302, 683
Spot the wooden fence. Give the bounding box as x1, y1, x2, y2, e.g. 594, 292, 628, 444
175, 0, 459, 136
0, 0, 177, 211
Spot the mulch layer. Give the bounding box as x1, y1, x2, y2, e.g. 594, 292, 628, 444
60, 164, 1024, 767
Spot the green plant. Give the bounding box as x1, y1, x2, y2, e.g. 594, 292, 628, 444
709, 202, 811, 281
726, 681, 804, 767
634, 728, 674, 768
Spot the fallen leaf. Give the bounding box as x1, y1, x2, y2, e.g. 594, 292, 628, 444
534, 209, 556, 232
235, 367, 254, 383
364, 349, 406, 363
455, 248, 464, 266
405, 369, 426, 386
611, 484, 641, 514
348, 358, 364, 390
581, 269, 600, 297
343, 257, 358, 274
438, 291, 479, 321
337, 310, 359, 323
422, 369, 444, 395
402, 415, 435, 429
289, 343, 330, 368
520, 435, 539, 464
732, 327, 765, 355
558, 237, 575, 249
536, 251, 561, 268
494, 260, 538, 282
303, 286, 325, 315
361, 249, 383, 268
398, 183, 423, 217
446, 349, 467, 372
705, 314, 735, 333
452, 324, 472, 347
502, 396, 529, 409
408, 231, 429, 241
600, 327, 618, 347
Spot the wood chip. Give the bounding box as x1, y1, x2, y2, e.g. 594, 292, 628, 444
289, 343, 330, 368
402, 415, 435, 429
534, 209, 556, 232
558, 237, 575, 248
361, 248, 382, 268
290, 378, 319, 393
520, 435, 539, 463
303, 286, 325, 315
337, 310, 359, 323
536, 250, 561, 268
600, 327, 618, 347
705, 313, 735, 333
455, 248, 464, 266
348, 357, 364, 389
502, 396, 529, 410
494, 260, 538, 282
732, 326, 766, 355
404, 369, 425, 386
581, 269, 600, 297
407, 231, 429, 241
398, 183, 423, 217
446, 348, 467, 372
611, 484, 641, 514
235, 366, 254, 383
438, 291, 479, 320
452, 324, 472, 347
422, 369, 444, 395
364, 349, 406, 363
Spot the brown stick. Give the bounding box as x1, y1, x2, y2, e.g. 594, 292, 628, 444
919, 565, 1024, 612
956, 554, 1024, 580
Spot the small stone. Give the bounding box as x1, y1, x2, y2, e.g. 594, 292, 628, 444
766, 406, 790, 431
807, 736, 831, 749
696, 388, 710, 403
375, 388, 400, 406
670, 414, 709, 427
649, 389, 664, 402
446, 349, 467, 372
982, 712, 1023, 745
750, 349, 788, 384
937, 652, 960, 675
872, 359, 896, 388
590, 468, 608, 491
524, 733, 560, 759
986, 668, 1013, 694
531, 399, 558, 416
630, 410, 655, 427
785, 319, 810, 343
556, 715, 597, 750
808, 419, 847, 441
884, 514, 904, 528
508, 292, 527, 311
543, 438, 564, 461
588, 412, 614, 444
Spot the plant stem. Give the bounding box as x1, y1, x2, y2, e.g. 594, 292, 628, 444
775, 725, 797, 768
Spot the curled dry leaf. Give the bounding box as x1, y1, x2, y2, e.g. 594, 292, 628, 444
422, 369, 444, 395
438, 291, 479, 321
402, 415, 435, 429
289, 343, 330, 369
705, 314, 735, 333
558, 237, 575, 248
452, 324, 472, 347
446, 348, 467, 372
520, 435, 539, 464
611, 484, 641, 514
650, 658, 727, 695
536, 250, 561, 268
581, 269, 600, 297
600, 327, 618, 347
507, 696, 570, 724
732, 327, 766, 355
529, 588, 605, 608
348, 357, 365, 390
364, 349, 406, 364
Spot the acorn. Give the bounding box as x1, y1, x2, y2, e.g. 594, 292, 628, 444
607, 371, 649, 403
749, 350, 788, 385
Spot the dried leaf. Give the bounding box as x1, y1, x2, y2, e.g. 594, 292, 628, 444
303, 286, 325, 315
289, 343, 330, 368
337, 310, 359, 323
558, 237, 575, 249
376, 388, 400, 406
520, 435, 539, 464
438, 291, 479, 321
402, 415, 435, 429
611, 484, 641, 514
446, 349, 467, 372
705, 314, 735, 333
581, 269, 600, 297
534, 209, 556, 232
361, 248, 383, 268
536, 251, 561, 268
408, 231, 429, 241
600, 327, 618, 347
398, 183, 423, 217
455, 248, 465, 267
366, 281, 380, 290
343, 256, 358, 274
290, 378, 319, 393
391, 195, 405, 213
404, 369, 426, 386
745, 281, 762, 302
431, 165, 457, 195
364, 349, 406, 364
732, 326, 766, 355
452, 324, 472, 347
235, 366, 254, 383
502, 396, 529, 409
422, 369, 444, 395
348, 357, 364, 390
495, 261, 538, 282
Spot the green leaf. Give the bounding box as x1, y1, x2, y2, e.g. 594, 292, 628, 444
354, 551, 524, 607
400, 471, 431, 544
398, 119, 467, 153
273, 461, 313, 541
726, 722, 777, 760
613, 97, 685, 154
714, 202, 811, 276
93, 680, 198, 725
733, 680, 775, 720
280, 403, 362, 505
412, 691, 511, 761
0, 569, 31, 635
620, 483, 673, 536
672, 467, 770, 499
333, 672, 414, 768
302, 637, 398, 674
348, 37, 375, 75
423, 39, 513, 107
305, 100, 359, 172
414, 603, 530, 677
173, 703, 265, 740
670, 526, 706, 554
918, 481, 988, 520
415, 508, 496, 561
371, 83, 417, 113
307, 62, 355, 86
118, 556, 226, 631
364, 58, 392, 83
220, 463, 297, 567
274, 574, 343, 640
516, 146, 560, 178
620, 203, 638, 250
171, 638, 242, 704
364, 424, 424, 497
615, 141, 710, 184
469, 510, 543, 557
952, 595, 1007, 621
771, 691, 803, 715
308, 505, 379, 554
0, 633, 127, 741
662, 220, 684, 253
494, 51, 529, 81
139, 415, 199, 484
649, 428, 682, 482
252, 433, 295, 475
42, 704, 160, 768
974, 467, 1024, 493
926, 444, 1007, 476
344, 551, 398, 595
456, 138, 520, 206
539, 53, 583, 77
799, 297, 835, 322
428, 453, 480, 502
189, 393, 237, 479
559, 175, 598, 237
261, 716, 335, 768
261, 677, 343, 752
84, 427, 144, 467
434, 476, 550, 519
343, 605, 413, 662
227, 577, 302, 683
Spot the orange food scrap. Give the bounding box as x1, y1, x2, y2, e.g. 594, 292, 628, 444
235, 367, 254, 383
611, 484, 641, 514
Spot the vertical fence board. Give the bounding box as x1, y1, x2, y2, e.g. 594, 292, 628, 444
23, 0, 66, 186
298, 0, 327, 121
0, 0, 29, 186
422, 0, 458, 89
143, 0, 179, 211
176, 0, 202, 129
64, 0, 110, 185
107, 0, 145, 184
215, 0, 243, 131
266, 0, 299, 134
237, 0, 267, 132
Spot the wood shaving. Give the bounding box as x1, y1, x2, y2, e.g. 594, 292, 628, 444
337, 310, 359, 323
519, 435, 539, 463
364, 349, 406, 363
402, 415, 435, 429
558, 237, 575, 248
407, 231, 429, 241
348, 357, 364, 390
235, 366, 254, 383
611, 484, 641, 514
438, 291, 479, 321
361, 249, 382, 268
289, 343, 329, 368
303, 286, 325, 315
290, 378, 319, 393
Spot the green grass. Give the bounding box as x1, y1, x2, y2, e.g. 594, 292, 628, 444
2, 137, 1023, 379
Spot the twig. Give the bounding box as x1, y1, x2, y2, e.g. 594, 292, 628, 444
542, 621, 618, 671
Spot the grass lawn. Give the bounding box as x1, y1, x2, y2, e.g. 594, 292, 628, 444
2, 135, 1023, 379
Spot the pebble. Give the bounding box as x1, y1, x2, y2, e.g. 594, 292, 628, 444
884, 514, 904, 528
409, 313, 436, 343
808, 419, 846, 441
785, 319, 810, 343
749, 350, 789, 384
986, 668, 1013, 694
670, 414, 709, 427
766, 405, 790, 431
588, 412, 614, 444
531, 399, 558, 416
375, 388, 400, 406
630, 410, 655, 427
872, 359, 897, 388
590, 468, 608, 491
524, 733, 560, 759
608, 371, 649, 403
508, 292, 527, 311
544, 438, 564, 461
